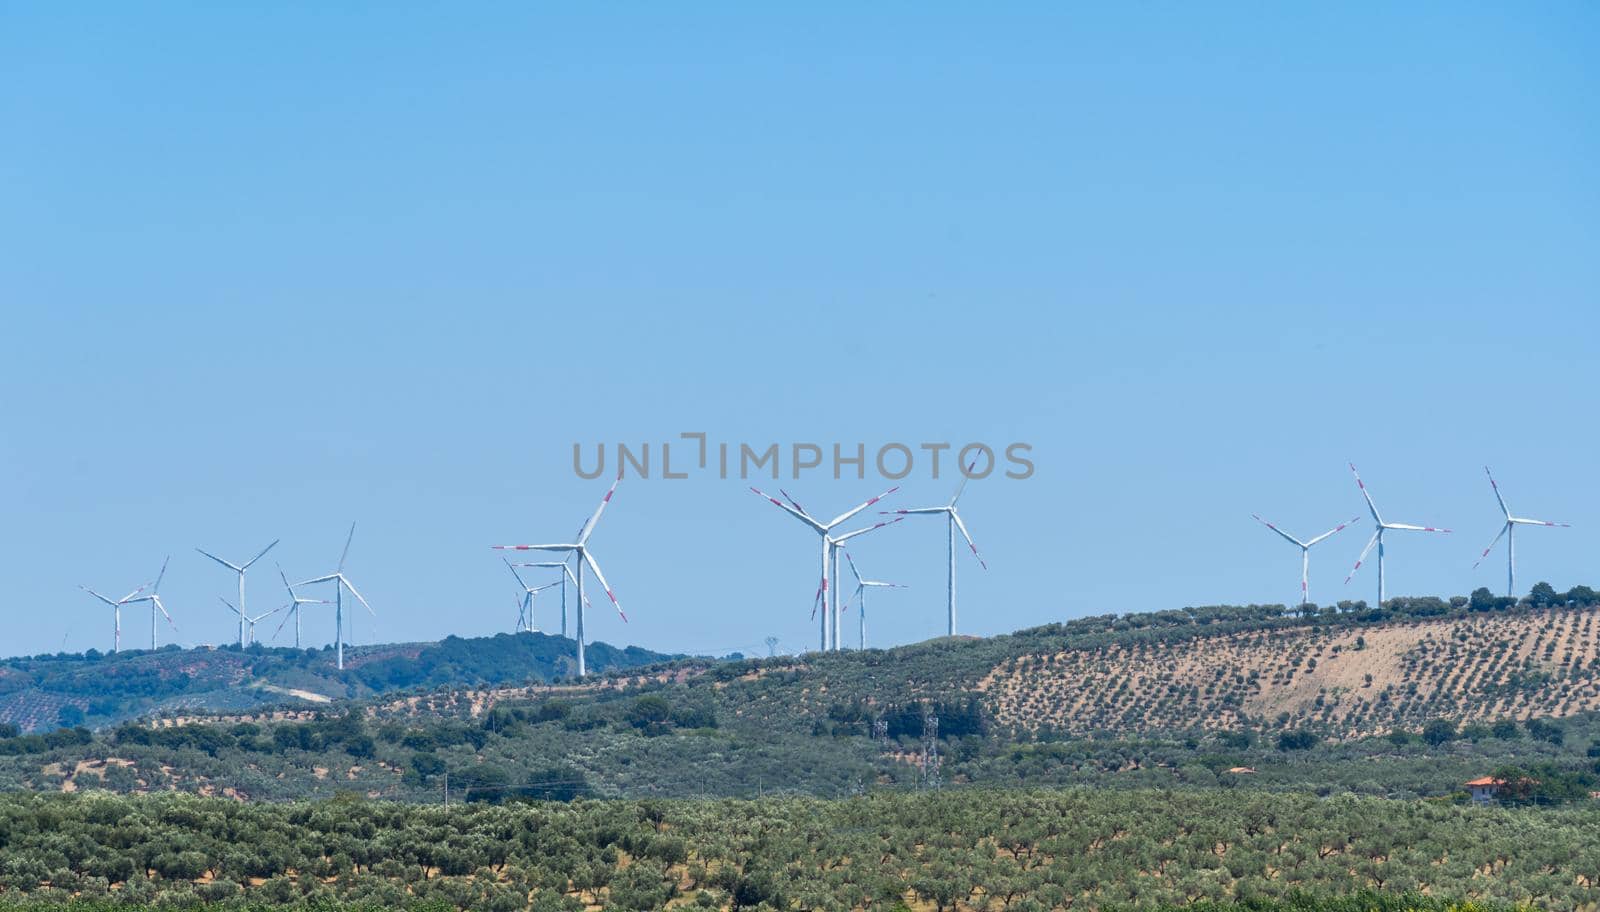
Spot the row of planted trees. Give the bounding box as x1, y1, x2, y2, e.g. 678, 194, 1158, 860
0, 789, 1597, 910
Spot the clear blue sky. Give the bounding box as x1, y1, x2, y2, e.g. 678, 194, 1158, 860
2, 4, 1596, 659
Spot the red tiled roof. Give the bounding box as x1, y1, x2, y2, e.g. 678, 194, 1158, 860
1464, 777, 1505, 787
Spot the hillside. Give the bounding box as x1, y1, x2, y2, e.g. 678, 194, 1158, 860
982, 603, 1600, 738
5, 589, 1600, 805
0, 632, 680, 733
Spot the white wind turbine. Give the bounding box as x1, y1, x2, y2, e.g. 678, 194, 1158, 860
220, 596, 286, 645
1472, 466, 1571, 597
79, 563, 159, 653
504, 559, 563, 633
272, 563, 328, 649
122, 557, 179, 649
195, 539, 279, 647
880, 464, 986, 637
1250, 514, 1361, 608
844, 550, 906, 651
750, 484, 900, 652
296, 523, 374, 670
493, 474, 629, 677
1344, 463, 1451, 606
509, 560, 586, 637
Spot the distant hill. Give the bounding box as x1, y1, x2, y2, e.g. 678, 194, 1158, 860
0, 632, 681, 733
6, 585, 1600, 804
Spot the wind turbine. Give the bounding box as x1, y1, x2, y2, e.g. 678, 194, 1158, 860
1250, 514, 1360, 608
296, 523, 374, 670
79, 573, 154, 653
1344, 463, 1451, 606
510, 560, 583, 637
272, 563, 327, 648
122, 557, 179, 649
1472, 466, 1571, 597
844, 551, 906, 651
220, 596, 286, 645
504, 559, 562, 633
195, 539, 279, 647
749, 484, 900, 652
493, 474, 629, 677
881, 464, 986, 637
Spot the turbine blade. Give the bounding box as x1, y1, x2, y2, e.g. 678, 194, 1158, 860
1383, 523, 1450, 533
80, 586, 118, 608
152, 556, 170, 594
827, 485, 901, 529
1251, 514, 1305, 548
1304, 517, 1363, 548
270, 606, 295, 642
580, 550, 626, 622
952, 512, 987, 570
1472, 522, 1510, 569
949, 461, 977, 506
1484, 466, 1511, 519
504, 558, 530, 590
492, 543, 581, 552
810, 576, 825, 621
1510, 517, 1571, 528
341, 576, 375, 616
844, 550, 864, 585
154, 596, 178, 630
337, 524, 356, 572
1349, 463, 1382, 525
576, 473, 621, 545
276, 562, 296, 598
778, 489, 812, 518
750, 486, 827, 533
296, 574, 339, 586
218, 595, 238, 613
1344, 529, 1380, 584
195, 548, 243, 573
242, 539, 280, 570
832, 516, 905, 544
880, 507, 947, 515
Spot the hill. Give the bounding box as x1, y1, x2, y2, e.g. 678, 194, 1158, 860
0, 632, 681, 734
5, 586, 1600, 805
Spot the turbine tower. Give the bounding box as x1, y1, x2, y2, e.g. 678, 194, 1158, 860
881, 464, 986, 637
1250, 514, 1360, 607
1472, 466, 1570, 597
296, 523, 374, 670
272, 563, 327, 648
1344, 463, 1451, 606
504, 559, 562, 633
493, 474, 629, 677
196, 539, 279, 647
749, 484, 900, 651
844, 551, 906, 650
122, 557, 179, 649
